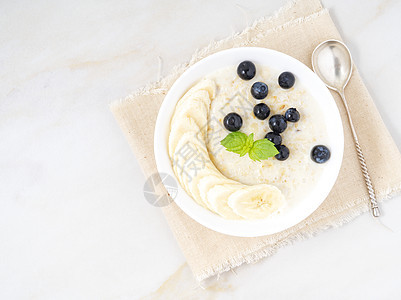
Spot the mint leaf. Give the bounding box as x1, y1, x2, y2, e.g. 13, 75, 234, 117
221, 132, 278, 162
239, 133, 254, 157
220, 132, 248, 154
249, 139, 279, 161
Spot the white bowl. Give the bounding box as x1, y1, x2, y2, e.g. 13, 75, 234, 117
154, 47, 343, 237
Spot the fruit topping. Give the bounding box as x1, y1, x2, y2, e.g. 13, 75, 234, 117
253, 103, 270, 120
265, 132, 282, 146
251, 82, 268, 99
237, 61, 256, 80
278, 71, 295, 89
269, 114, 287, 133
285, 108, 300, 122
275, 144, 290, 161
223, 113, 243, 132
311, 145, 331, 163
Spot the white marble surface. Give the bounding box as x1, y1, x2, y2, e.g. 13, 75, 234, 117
1, 0, 401, 299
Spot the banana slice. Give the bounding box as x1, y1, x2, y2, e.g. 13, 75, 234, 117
186, 165, 225, 207
171, 131, 209, 161
168, 116, 202, 157
197, 175, 237, 208
172, 90, 209, 133
169, 80, 214, 156
207, 184, 243, 219
175, 79, 216, 109
196, 79, 216, 99
171, 134, 213, 207
228, 185, 284, 219
171, 144, 206, 195
176, 157, 220, 206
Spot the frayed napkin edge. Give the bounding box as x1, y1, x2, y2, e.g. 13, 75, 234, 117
109, 0, 329, 111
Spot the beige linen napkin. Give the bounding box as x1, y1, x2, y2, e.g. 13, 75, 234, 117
111, 0, 401, 281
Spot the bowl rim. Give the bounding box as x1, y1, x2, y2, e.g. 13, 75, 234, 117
154, 47, 344, 237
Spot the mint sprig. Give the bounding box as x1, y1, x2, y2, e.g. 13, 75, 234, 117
220, 132, 279, 162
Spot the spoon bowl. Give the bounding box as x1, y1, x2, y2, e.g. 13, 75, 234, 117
312, 40, 353, 92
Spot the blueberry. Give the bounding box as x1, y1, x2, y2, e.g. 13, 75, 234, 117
251, 82, 268, 99
278, 71, 295, 89
265, 132, 282, 146
237, 61, 256, 80
253, 103, 270, 120
275, 145, 290, 161
285, 108, 300, 122
223, 113, 243, 132
311, 145, 331, 163
268, 115, 287, 133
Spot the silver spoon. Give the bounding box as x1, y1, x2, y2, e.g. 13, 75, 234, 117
312, 39, 380, 217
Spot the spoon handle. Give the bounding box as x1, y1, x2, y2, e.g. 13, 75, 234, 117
339, 91, 380, 217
